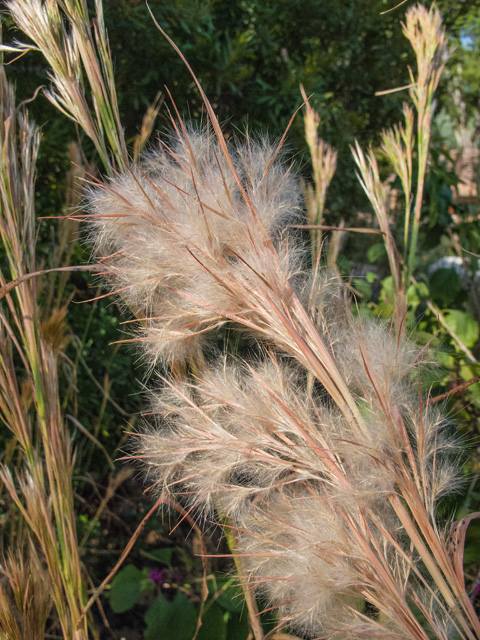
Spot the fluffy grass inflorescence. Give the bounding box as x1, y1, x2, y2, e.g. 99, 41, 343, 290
87, 128, 304, 369
84, 120, 478, 640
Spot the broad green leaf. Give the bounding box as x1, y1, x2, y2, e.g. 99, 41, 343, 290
144, 592, 197, 640
109, 564, 143, 613
459, 365, 480, 401
352, 278, 372, 300
208, 577, 245, 613
436, 350, 455, 368
459, 364, 480, 382
373, 301, 394, 319
336, 254, 351, 277
429, 268, 461, 308
379, 276, 394, 303
367, 242, 386, 263
443, 310, 479, 349
406, 281, 429, 305
196, 603, 228, 640
226, 612, 250, 640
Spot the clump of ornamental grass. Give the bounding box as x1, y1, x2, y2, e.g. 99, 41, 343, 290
81, 44, 480, 640
0, 2, 166, 635
352, 3, 449, 331
0, 67, 91, 639
3, 0, 128, 174
83, 119, 479, 639
0, 546, 52, 640
6, 0, 480, 638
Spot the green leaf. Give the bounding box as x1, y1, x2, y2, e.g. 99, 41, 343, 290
336, 254, 351, 276
144, 592, 197, 640
380, 276, 394, 302
226, 612, 250, 640
352, 278, 372, 300
140, 547, 173, 566
373, 276, 395, 319
436, 350, 455, 368
366, 242, 386, 263
196, 603, 228, 640
459, 365, 480, 401
443, 310, 479, 349
208, 577, 245, 613
429, 268, 461, 308
406, 281, 429, 305
109, 565, 143, 613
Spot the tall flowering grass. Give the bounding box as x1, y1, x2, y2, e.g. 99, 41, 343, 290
0, 67, 90, 638
352, 3, 450, 326
81, 114, 480, 638
0, 1, 158, 636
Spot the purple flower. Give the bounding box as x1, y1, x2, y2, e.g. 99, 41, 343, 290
473, 581, 480, 599
149, 568, 165, 588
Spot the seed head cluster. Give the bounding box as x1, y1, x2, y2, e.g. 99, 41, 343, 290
85, 127, 463, 639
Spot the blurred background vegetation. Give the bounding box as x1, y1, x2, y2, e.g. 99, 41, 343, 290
2, 1, 480, 638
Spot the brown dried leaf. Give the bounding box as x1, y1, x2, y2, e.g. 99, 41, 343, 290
448, 512, 480, 587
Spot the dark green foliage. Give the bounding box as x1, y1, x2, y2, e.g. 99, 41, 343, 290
103, 0, 409, 135
109, 564, 145, 613
429, 268, 465, 308
109, 563, 251, 640
102, 0, 414, 212
144, 592, 197, 640
2, 0, 417, 212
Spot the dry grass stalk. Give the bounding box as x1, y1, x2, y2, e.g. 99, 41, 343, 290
402, 3, 449, 280
380, 104, 414, 276
0, 545, 53, 640
133, 91, 164, 162
0, 68, 89, 639
300, 85, 338, 266
4, 0, 128, 173
353, 4, 450, 297
351, 140, 404, 321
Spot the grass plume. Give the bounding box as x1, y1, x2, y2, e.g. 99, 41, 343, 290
83, 114, 480, 638
353, 3, 450, 301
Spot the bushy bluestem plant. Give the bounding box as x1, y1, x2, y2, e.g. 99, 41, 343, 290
5, 0, 480, 638
83, 120, 480, 639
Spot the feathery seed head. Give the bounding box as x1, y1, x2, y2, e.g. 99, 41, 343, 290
85, 128, 303, 367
